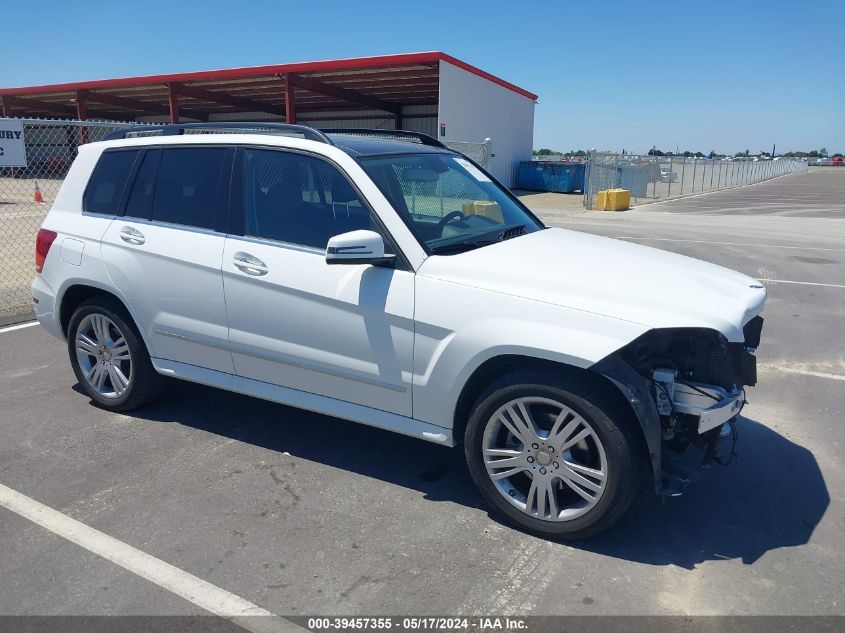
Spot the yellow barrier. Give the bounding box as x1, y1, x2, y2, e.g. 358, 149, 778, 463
595, 190, 608, 211
594, 188, 630, 211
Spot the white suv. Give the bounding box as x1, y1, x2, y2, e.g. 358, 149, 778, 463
33, 124, 766, 538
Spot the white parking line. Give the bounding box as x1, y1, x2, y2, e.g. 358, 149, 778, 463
612, 236, 845, 252
757, 279, 845, 289
0, 321, 38, 334
0, 482, 303, 633
759, 365, 845, 381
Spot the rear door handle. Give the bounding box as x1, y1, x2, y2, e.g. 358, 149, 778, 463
119, 226, 145, 245
233, 251, 268, 276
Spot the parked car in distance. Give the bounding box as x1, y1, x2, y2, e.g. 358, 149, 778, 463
33, 124, 766, 539
660, 166, 678, 182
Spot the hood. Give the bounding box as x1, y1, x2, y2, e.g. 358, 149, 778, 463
417, 227, 766, 343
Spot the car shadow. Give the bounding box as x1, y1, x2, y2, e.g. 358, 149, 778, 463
127, 380, 483, 509
125, 382, 828, 569
575, 416, 829, 569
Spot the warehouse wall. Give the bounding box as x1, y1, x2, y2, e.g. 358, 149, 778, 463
299, 105, 437, 136
139, 106, 438, 135
437, 61, 535, 187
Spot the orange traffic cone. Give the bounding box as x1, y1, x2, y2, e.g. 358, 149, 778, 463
33, 182, 44, 204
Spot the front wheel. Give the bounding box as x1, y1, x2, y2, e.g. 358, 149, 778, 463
464, 371, 645, 539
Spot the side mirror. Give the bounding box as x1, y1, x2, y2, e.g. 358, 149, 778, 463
326, 230, 395, 267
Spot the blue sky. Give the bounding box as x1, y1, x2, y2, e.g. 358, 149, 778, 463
2, 1, 842, 154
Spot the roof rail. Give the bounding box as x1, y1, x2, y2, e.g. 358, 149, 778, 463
321, 128, 447, 149
103, 122, 335, 144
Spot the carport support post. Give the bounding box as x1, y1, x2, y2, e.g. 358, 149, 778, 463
75, 90, 89, 145
284, 74, 296, 124
75, 90, 88, 121
167, 83, 180, 123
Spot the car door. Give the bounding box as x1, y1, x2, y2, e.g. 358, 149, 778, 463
222, 147, 414, 417
100, 145, 235, 373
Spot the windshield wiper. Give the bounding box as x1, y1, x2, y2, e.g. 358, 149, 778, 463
429, 224, 526, 255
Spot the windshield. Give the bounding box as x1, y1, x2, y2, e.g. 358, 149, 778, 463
357, 153, 543, 254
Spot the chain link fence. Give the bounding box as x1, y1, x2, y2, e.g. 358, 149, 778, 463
1, 119, 137, 324
583, 152, 808, 209
443, 140, 493, 171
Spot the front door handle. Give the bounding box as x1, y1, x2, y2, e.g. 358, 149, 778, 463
233, 251, 268, 276
119, 226, 145, 245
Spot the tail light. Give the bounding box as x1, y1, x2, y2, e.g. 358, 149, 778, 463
35, 229, 58, 273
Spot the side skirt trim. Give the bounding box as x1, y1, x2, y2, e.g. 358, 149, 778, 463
154, 328, 407, 393
150, 357, 453, 447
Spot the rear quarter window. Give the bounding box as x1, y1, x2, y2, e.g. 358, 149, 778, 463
83, 149, 139, 214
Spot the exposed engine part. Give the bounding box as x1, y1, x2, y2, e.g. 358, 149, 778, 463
662, 420, 738, 496
652, 368, 677, 416
621, 327, 757, 390
653, 366, 746, 435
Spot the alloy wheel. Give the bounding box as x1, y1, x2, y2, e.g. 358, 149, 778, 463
481, 396, 608, 521
74, 313, 133, 399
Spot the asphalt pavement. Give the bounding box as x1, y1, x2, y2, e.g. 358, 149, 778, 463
1, 168, 843, 621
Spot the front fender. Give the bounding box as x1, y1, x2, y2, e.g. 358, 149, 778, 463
591, 354, 662, 492
411, 302, 649, 433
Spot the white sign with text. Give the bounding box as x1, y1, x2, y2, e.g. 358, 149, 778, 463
0, 119, 27, 167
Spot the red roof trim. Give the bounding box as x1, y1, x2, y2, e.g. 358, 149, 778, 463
0, 52, 537, 101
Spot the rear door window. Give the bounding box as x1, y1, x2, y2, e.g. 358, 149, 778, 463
83, 149, 138, 214
150, 147, 231, 230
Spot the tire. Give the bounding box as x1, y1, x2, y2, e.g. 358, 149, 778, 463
464, 369, 645, 539
67, 296, 164, 412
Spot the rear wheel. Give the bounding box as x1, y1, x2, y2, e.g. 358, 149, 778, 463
464, 371, 645, 539
67, 297, 163, 411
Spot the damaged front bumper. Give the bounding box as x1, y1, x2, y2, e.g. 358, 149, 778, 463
654, 369, 748, 495
670, 382, 745, 435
